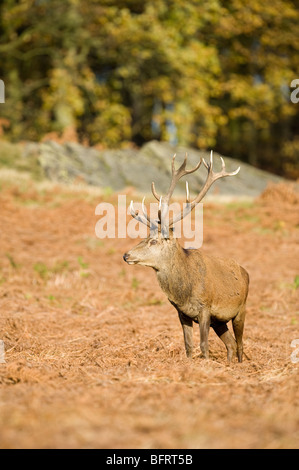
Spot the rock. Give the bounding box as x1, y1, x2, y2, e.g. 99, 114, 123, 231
31, 139, 287, 199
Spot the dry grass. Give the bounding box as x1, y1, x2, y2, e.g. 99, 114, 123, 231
0, 180, 298, 449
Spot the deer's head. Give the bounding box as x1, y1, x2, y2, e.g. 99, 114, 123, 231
123, 229, 179, 269
123, 151, 240, 269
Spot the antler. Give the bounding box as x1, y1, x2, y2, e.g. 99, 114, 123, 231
151, 153, 202, 205
168, 150, 240, 227
129, 197, 158, 231
129, 151, 240, 236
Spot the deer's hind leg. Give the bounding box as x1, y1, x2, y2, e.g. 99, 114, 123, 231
232, 306, 246, 363
211, 321, 237, 363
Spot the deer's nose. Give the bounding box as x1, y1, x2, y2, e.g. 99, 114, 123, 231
123, 253, 129, 262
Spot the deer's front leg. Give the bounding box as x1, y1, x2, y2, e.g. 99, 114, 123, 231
198, 308, 211, 359
178, 310, 193, 358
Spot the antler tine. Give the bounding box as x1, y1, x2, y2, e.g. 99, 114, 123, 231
171, 153, 177, 175
141, 196, 151, 224
230, 166, 241, 176
168, 151, 240, 228
143, 196, 162, 229
190, 150, 240, 205
175, 152, 188, 174
185, 159, 202, 174
130, 200, 142, 220
175, 152, 202, 177
202, 149, 213, 171
217, 153, 240, 177
186, 181, 190, 203
220, 156, 225, 171
164, 152, 202, 205
129, 200, 139, 219
157, 196, 164, 224
152, 153, 177, 203
151, 181, 160, 202
152, 152, 201, 207
130, 199, 156, 230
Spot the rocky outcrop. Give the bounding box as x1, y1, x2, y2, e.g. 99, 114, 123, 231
34, 140, 284, 198
1, 139, 288, 198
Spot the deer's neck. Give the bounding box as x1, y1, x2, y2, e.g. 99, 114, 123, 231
155, 243, 196, 306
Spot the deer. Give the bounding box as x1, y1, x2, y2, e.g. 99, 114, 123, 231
123, 151, 249, 362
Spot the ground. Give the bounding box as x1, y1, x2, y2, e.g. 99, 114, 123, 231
0, 175, 298, 449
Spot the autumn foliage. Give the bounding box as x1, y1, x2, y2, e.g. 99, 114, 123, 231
0, 0, 298, 177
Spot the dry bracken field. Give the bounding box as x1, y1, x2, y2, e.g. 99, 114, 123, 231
0, 176, 298, 449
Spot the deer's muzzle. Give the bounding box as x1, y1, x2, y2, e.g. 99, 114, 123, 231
123, 252, 137, 264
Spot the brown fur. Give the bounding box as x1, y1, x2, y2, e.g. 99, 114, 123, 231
124, 233, 249, 362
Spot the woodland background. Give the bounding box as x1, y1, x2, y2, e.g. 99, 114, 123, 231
0, 0, 298, 178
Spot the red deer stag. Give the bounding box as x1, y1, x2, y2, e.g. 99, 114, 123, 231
123, 151, 249, 362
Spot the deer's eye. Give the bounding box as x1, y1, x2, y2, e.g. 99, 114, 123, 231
150, 239, 158, 245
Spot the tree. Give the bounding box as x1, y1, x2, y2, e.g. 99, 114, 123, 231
0, 0, 298, 177
213, 0, 299, 175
